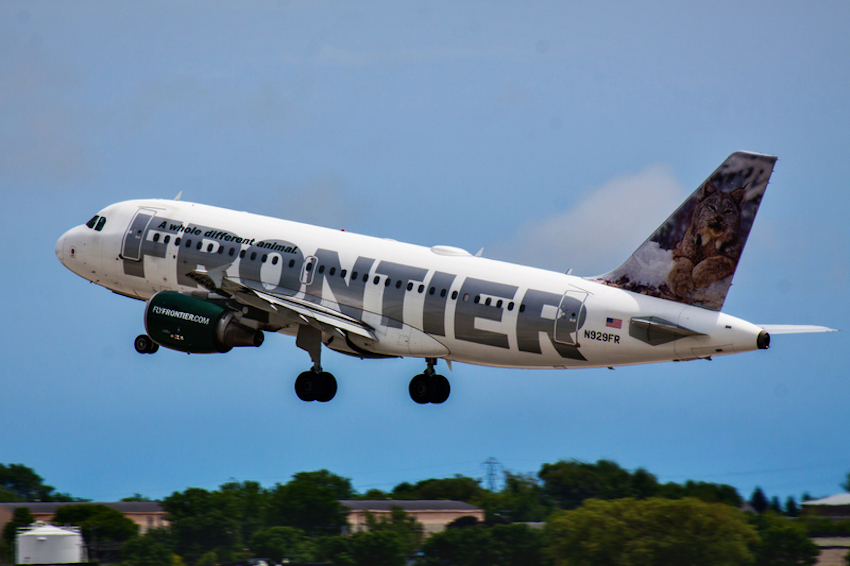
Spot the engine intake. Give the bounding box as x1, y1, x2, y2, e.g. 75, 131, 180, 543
144, 291, 264, 353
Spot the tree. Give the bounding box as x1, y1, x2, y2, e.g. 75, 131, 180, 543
841, 471, 850, 493
0, 464, 77, 502
267, 470, 352, 536
52, 504, 139, 543
783, 496, 799, 517
3, 507, 34, 546
161, 487, 242, 564
769, 496, 783, 514
538, 460, 658, 510
364, 506, 423, 557
392, 475, 485, 502
750, 487, 769, 514
417, 523, 548, 566
122, 494, 154, 502
545, 497, 758, 566
249, 526, 314, 564
749, 511, 819, 566
316, 532, 405, 566
479, 472, 549, 523
121, 528, 175, 566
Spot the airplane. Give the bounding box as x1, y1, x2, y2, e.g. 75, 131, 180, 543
55, 151, 836, 404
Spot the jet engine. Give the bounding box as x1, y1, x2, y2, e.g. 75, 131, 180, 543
144, 291, 264, 353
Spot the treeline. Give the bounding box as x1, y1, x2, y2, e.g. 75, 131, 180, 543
0, 462, 845, 566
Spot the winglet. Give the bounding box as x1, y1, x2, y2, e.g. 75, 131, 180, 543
590, 152, 777, 311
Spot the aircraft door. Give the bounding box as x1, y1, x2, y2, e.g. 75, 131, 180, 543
121, 208, 157, 261
300, 256, 317, 286
554, 289, 588, 345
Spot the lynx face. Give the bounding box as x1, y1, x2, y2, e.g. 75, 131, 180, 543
692, 183, 745, 250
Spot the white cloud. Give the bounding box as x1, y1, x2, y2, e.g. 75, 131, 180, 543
491, 164, 686, 276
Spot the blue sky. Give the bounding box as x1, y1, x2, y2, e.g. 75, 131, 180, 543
1, 1, 848, 504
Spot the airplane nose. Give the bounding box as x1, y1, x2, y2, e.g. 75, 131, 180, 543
55, 233, 66, 263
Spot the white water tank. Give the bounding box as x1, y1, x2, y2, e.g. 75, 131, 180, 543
15, 523, 88, 565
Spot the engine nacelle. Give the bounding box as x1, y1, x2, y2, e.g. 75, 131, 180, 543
144, 291, 264, 353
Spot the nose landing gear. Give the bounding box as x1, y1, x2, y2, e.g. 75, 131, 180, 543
134, 334, 159, 354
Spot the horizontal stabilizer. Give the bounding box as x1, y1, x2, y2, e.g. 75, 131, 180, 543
758, 324, 838, 335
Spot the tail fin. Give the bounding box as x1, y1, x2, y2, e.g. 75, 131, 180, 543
591, 151, 777, 311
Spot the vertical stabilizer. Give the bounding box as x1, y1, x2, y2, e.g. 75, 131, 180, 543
590, 151, 777, 311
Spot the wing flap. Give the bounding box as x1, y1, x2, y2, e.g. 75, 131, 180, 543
188, 269, 377, 341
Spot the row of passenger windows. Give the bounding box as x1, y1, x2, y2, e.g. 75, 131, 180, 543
153, 232, 526, 312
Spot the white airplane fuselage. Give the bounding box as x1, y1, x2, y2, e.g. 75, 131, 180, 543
56, 198, 765, 370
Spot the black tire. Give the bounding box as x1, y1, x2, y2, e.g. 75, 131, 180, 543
148, 342, 159, 354
295, 371, 318, 402
134, 335, 154, 354
431, 374, 450, 404
409, 374, 433, 404
316, 372, 338, 402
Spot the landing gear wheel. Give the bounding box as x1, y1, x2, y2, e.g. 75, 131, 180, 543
295, 371, 318, 401
431, 374, 450, 404
134, 334, 158, 354
316, 372, 338, 403
409, 374, 433, 404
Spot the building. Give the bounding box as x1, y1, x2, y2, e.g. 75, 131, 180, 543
802, 494, 850, 518
341, 500, 485, 536
0, 502, 169, 535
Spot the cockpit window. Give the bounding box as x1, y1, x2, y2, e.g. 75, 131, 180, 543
86, 215, 100, 229
95, 217, 107, 231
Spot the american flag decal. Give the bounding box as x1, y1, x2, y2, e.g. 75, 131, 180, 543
606, 317, 622, 329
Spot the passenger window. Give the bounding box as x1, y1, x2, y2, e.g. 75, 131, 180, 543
272, 256, 278, 265
418, 284, 425, 293
153, 233, 160, 242
362, 273, 368, 282
229, 248, 235, 256
95, 217, 107, 231
289, 259, 295, 268
341, 269, 347, 278
175, 237, 181, 246
519, 304, 526, 313
396, 280, 402, 289
218, 246, 223, 254
262, 254, 267, 263
319, 265, 325, 274
352, 271, 358, 279
507, 302, 514, 311
451, 290, 458, 300
86, 215, 99, 229
164, 235, 171, 244
429, 287, 435, 295
407, 282, 414, 291
186, 239, 192, 247
207, 243, 214, 252
440, 289, 447, 297
373, 276, 380, 285
474, 295, 480, 304
329, 267, 336, 276
196, 241, 202, 250
251, 252, 257, 260
239, 250, 246, 258
463, 293, 469, 302
485, 297, 492, 306
306, 262, 313, 271
496, 299, 503, 308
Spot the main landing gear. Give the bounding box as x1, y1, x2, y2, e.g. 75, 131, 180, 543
294, 326, 338, 403
409, 358, 450, 404
134, 334, 159, 354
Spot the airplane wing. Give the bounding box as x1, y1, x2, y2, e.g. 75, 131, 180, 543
758, 325, 838, 334
187, 269, 377, 341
